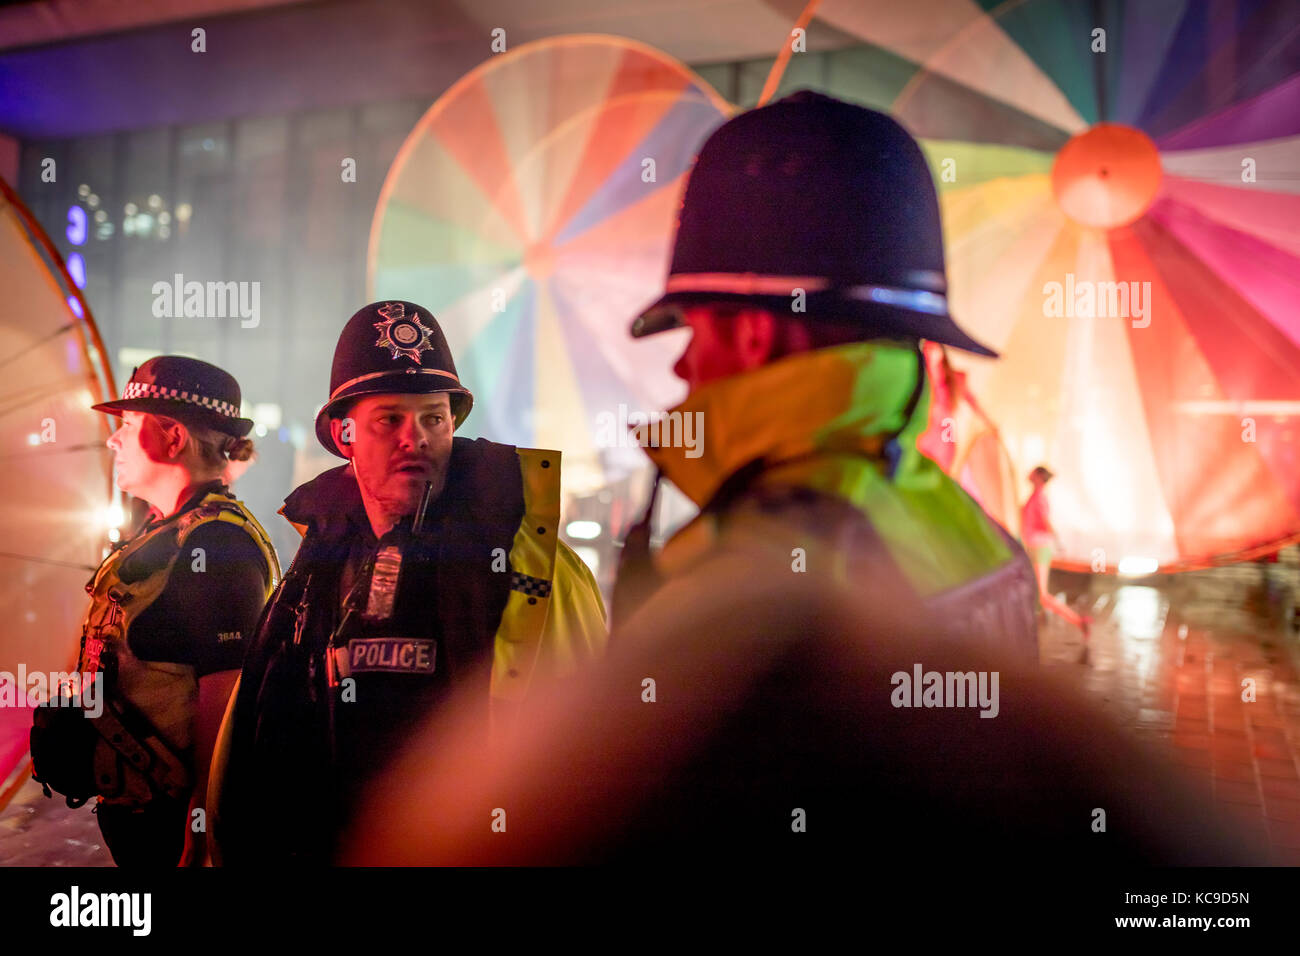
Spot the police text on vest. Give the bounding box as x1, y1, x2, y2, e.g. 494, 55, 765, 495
347, 637, 436, 674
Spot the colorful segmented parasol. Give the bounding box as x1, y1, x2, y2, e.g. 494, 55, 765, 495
369, 35, 732, 494
0, 177, 116, 811
769, 0, 1300, 571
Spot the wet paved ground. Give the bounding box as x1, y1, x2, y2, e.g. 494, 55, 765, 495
0, 782, 110, 866
1043, 552, 1300, 865
4, 554, 1300, 866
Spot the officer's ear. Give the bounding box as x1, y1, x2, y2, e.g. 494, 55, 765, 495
732, 308, 779, 369
153, 415, 190, 461
330, 416, 355, 460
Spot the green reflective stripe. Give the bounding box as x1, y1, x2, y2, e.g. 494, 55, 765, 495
812, 342, 920, 445
653, 340, 1018, 597
768, 361, 1012, 597
776, 453, 1010, 597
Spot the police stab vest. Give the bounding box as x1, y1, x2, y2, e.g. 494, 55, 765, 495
80, 492, 280, 806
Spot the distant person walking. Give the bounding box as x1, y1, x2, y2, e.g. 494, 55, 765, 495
1021, 465, 1087, 638
1021, 466, 1059, 590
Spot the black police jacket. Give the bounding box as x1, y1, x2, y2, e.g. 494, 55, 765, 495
215, 437, 526, 864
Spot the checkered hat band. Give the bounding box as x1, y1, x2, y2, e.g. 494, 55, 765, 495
510, 571, 552, 598
122, 381, 240, 418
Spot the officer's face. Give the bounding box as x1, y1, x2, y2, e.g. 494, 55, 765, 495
673, 305, 776, 393
106, 411, 175, 501
333, 393, 454, 531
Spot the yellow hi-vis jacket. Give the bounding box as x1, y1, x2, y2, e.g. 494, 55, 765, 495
623, 341, 1039, 660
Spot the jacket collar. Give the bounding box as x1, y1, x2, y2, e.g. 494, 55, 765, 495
281, 463, 367, 539
176, 478, 228, 512
140, 478, 228, 528
280, 436, 522, 539
643, 341, 928, 509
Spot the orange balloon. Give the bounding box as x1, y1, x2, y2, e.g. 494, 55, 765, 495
1051, 124, 1163, 229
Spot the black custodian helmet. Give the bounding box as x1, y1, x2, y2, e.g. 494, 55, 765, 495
631, 90, 996, 357
315, 300, 473, 457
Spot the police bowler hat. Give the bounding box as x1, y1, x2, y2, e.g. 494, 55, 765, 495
632, 90, 996, 357
316, 301, 473, 457
92, 355, 254, 437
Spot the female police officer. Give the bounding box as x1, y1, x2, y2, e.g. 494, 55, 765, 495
35, 356, 279, 866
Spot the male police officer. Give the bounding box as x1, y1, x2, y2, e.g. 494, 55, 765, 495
615, 90, 1039, 656
210, 300, 606, 864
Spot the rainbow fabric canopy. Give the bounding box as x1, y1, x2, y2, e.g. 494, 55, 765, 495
778, 0, 1300, 571
369, 35, 731, 495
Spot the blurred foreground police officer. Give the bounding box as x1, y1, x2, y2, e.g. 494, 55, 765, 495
344, 560, 1272, 866
30, 357, 279, 866
210, 301, 607, 864
614, 91, 1039, 657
